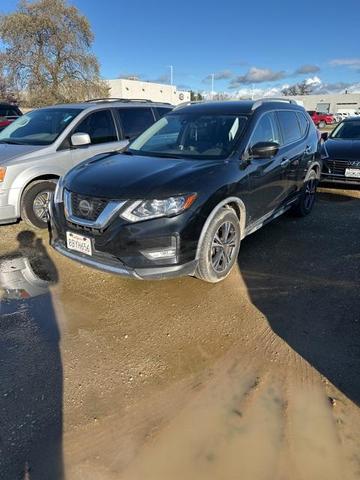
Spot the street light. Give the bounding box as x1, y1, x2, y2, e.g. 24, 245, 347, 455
169, 65, 174, 85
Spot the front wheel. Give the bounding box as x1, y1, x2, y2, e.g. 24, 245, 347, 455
195, 207, 241, 283
292, 170, 318, 217
318, 120, 326, 128
21, 180, 57, 229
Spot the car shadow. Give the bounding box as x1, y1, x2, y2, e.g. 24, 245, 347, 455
237, 190, 360, 405
0, 231, 63, 479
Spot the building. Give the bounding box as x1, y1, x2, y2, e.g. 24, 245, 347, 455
107, 78, 190, 105
281, 93, 360, 115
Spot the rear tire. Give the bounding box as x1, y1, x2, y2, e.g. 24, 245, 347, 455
292, 170, 318, 217
195, 207, 241, 283
318, 120, 326, 128
21, 180, 57, 229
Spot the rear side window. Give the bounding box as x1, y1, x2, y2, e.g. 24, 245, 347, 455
250, 112, 281, 148
117, 108, 155, 139
155, 107, 173, 118
74, 110, 117, 144
296, 112, 309, 136
277, 111, 302, 144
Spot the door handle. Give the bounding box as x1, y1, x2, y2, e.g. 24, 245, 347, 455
281, 158, 290, 167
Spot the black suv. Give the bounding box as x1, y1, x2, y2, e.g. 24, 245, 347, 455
321, 117, 360, 184
50, 99, 321, 283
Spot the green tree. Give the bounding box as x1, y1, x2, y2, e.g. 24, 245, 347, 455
0, 0, 108, 106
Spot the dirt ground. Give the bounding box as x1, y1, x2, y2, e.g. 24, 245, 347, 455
0, 185, 359, 480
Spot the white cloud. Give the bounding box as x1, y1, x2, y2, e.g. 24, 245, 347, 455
230, 67, 286, 86
329, 58, 360, 68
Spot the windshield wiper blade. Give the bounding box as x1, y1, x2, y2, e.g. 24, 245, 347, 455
0, 139, 24, 145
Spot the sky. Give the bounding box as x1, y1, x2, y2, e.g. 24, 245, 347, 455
1, 0, 360, 96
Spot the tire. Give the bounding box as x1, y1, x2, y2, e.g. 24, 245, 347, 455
292, 170, 318, 217
195, 207, 241, 283
21, 180, 57, 229
318, 120, 326, 128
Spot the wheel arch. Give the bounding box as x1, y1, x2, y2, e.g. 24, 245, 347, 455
306, 162, 321, 181
19, 174, 59, 214
195, 196, 247, 260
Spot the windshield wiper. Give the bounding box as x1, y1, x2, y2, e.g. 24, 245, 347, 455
0, 139, 25, 145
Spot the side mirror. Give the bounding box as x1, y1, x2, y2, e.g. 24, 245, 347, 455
321, 132, 329, 141
250, 141, 279, 159
71, 132, 91, 147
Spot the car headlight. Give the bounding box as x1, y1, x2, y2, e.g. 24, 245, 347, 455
0, 167, 7, 183
54, 177, 65, 204
121, 194, 197, 222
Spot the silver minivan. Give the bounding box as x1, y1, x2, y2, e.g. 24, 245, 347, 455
0, 99, 173, 228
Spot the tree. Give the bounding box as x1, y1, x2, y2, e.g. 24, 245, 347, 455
190, 90, 204, 101
282, 80, 313, 96
0, 0, 108, 106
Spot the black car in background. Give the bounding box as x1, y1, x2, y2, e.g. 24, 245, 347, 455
321, 117, 360, 184
0, 103, 22, 132
50, 99, 321, 283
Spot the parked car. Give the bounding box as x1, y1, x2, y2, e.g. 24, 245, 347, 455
49, 99, 321, 283
321, 117, 360, 184
0, 99, 173, 228
0, 103, 22, 132
307, 110, 335, 128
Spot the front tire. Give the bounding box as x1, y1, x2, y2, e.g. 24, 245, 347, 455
292, 170, 318, 217
21, 180, 57, 229
195, 207, 241, 283
318, 120, 326, 128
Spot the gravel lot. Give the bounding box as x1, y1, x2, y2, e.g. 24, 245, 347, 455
0, 185, 359, 480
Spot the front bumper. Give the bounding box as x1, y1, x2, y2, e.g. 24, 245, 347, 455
49, 200, 201, 280
321, 172, 360, 185
52, 239, 197, 279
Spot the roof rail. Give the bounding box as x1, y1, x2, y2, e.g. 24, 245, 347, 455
84, 98, 173, 106
174, 100, 205, 110
251, 97, 298, 110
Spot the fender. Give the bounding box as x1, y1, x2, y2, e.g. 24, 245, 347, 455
195, 196, 247, 260
8, 165, 63, 216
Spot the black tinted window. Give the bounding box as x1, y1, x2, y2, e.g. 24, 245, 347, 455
155, 107, 173, 118
117, 108, 155, 139
297, 112, 309, 136
250, 112, 281, 148
74, 110, 117, 144
277, 111, 302, 144
0, 107, 19, 117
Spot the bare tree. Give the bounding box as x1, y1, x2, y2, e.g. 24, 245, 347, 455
0, 0, 108, 106
282, 80, 313, 96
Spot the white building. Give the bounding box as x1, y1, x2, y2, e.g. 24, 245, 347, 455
107, 78, 190, 105
281, 93, 360, 115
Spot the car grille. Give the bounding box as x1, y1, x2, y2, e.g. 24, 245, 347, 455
71, 192, 108, 221
326, 159, 352, 175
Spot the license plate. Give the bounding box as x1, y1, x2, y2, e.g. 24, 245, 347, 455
66, 231, 92, 256
345, 168, 360, 178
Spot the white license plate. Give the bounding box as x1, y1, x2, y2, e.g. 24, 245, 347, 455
66, 231, 92, 256
345, 168, 360, 178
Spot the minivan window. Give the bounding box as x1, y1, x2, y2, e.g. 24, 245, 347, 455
74, 110, 117, 144
250, 112, 281, 148
117, 108, 155, 139
129, 113, 247, 160
277, 111, 302, 144
0, 108, 82, 145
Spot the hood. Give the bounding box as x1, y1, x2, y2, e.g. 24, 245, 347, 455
0, 143, 47, 165
324, 139, 360, 161
65, 152, 223, 199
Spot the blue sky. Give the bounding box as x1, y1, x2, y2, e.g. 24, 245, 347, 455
1, 0, 360, 94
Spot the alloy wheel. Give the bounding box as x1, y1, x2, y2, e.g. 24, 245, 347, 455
33, 191, 51, 222
211, 221, 238, 273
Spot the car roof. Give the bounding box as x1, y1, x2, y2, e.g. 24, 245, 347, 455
39, 99, 174, 110
173, 99, 305, 115
343, 116, 360, 122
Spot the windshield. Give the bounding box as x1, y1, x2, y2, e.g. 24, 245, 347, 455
129, 113, 248, 159
330, 120, 360, 140
0, 108, 82, 146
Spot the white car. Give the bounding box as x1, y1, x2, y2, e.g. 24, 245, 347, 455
0, 99, 173, 228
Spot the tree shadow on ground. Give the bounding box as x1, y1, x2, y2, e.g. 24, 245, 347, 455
238, 190, 360, 405
0, 231, 63, 479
